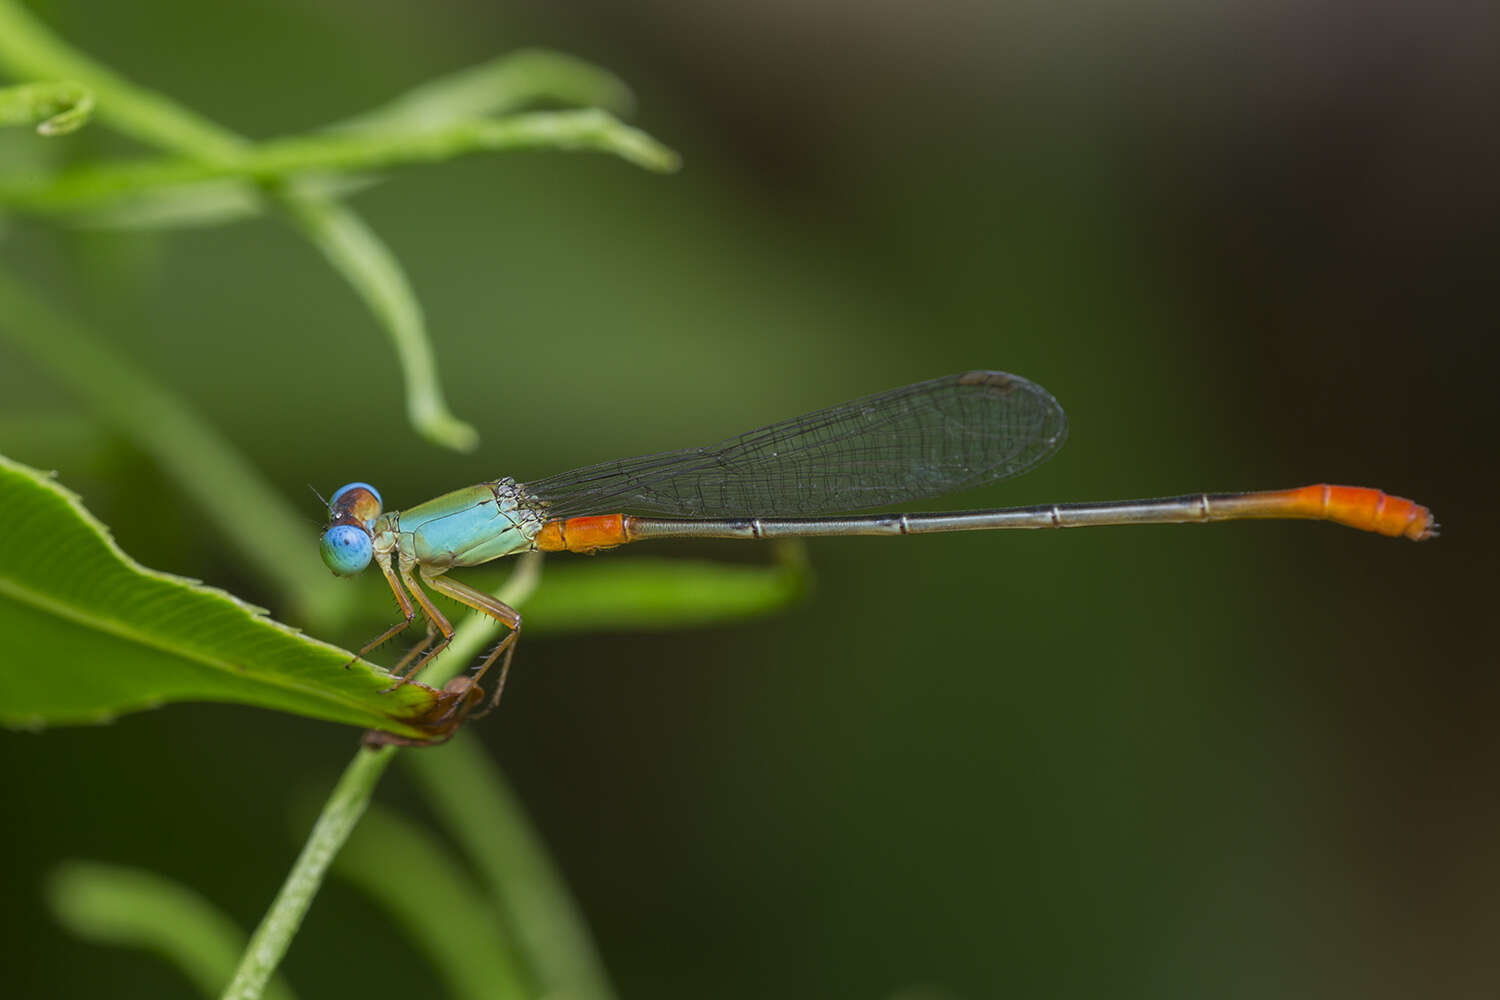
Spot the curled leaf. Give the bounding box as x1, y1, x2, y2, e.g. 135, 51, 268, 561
0, 80, 93, 135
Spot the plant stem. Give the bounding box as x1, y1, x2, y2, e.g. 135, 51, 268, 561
0, 110, 680, 211
220, 746, 397, 1000
220, 559, 544, 1000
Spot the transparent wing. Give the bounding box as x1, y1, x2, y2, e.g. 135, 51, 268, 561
521, 370, 1068, 518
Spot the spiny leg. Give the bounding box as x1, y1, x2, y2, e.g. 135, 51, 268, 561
389, 620, 439, 679
469, 632, 519, 719
344, 551, 417, 669
378, 560, 454, 692
422, 572, 523, 714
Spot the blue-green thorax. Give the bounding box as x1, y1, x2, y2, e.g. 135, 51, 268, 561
377, 480, 546, 571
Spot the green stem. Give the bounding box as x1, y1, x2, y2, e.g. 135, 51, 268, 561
43, 51, 636, 232
220, 746, 398, 1000
0, 110, 680, 211
221, 560, 543, 1000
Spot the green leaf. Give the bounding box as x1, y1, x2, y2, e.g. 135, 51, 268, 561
47, 861, 298, 1000
0, 454, 449, 740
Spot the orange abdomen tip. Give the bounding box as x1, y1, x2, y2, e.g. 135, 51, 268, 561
1276, 485, 1438, 541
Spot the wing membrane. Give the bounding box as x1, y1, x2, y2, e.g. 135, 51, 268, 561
521, 370, 1068, 519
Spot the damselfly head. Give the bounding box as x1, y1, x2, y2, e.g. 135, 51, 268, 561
320, 482, 382, 576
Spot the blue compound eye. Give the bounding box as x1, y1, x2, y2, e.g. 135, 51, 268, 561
320, 524, 373, 576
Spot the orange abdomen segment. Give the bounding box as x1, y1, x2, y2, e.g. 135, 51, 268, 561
1254, 485, 1437, 540
534, 514, 632, 553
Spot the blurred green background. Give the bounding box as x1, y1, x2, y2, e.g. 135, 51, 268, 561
1, 0, 1494, 997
